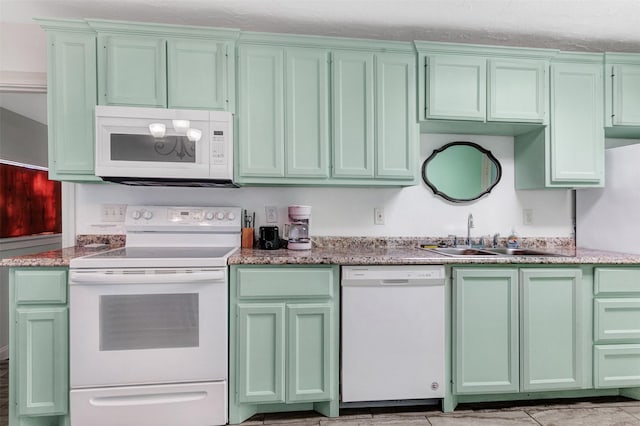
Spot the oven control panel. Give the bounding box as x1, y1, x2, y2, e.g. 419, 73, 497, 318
126, 205, 241, 229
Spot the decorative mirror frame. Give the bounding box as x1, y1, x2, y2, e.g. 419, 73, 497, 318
421, 141, 502, 203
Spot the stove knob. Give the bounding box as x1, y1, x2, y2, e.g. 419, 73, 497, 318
143, 210, 153, 220
131, 210, 142, 220
205, 211, 215, 221
216, 211, 226, 221
227, 212, 236, 221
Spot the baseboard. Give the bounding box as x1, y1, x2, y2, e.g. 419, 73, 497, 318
0, 345, 8, 360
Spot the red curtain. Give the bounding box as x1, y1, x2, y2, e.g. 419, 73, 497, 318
0, 163, 62, 238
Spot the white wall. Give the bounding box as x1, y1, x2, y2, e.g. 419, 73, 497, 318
0, 107, 48, 166
0, 22, 46, 90
75, 133, 574, 239
577, 144, 640, 254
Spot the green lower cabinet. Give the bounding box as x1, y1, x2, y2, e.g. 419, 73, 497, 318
453, 266, 590, 398
594, 345, 640, 388
229, 265, 339, 424
520, 268, 586, 391
593, 267, 640, 390
237, 304, 286, 403
9, 268, 70, 426
286, 304, 332, 402
453, 268, 519, 394
16, 308, 68, 416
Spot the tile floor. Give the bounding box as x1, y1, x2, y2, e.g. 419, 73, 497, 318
0, 358, 639, 425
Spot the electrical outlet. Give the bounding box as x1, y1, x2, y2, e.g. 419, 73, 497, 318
101, 204, 126, 222
374, 207, 385, 225
523, 208, 534, 225
265, 205, 278, 223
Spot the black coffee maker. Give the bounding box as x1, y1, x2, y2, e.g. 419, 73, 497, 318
259, 226, 281, 250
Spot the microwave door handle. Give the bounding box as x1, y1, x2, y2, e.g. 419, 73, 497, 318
70, 270, 226, 285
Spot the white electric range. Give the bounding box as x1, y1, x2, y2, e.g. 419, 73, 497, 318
69, 205, 240, 426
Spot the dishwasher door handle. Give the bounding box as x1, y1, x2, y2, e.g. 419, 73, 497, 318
381, 279, 410, 285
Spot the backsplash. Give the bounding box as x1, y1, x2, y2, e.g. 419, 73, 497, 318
73, 133, 574, 240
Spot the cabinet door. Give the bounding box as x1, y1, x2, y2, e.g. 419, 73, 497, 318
594, 344, 640, 388
47, 31, 100, 181
237, 45, 285, 177
453, 268, 519, 394
612, 64, 640, 125
287, 304, 332, 402
167, 39, 229, 110
332, 51, 375, 178
16, 307, 68, 416
549, 62, 604, 184
488, 59, 546, 123
375, 52, 416, 179
237, 303, 285, 403
426, 55, 486, 121
98, 35, 167, 106
285, 48, 330, 178
520, 268, 585, 391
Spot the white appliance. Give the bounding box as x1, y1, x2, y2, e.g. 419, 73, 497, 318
341, 265, 446, 403
69, 205, 241, 426
287, 205, 311, 250
576, 143, 640, 254
95, 105, 235, 187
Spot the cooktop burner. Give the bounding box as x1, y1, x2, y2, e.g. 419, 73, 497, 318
86, 246, 238, 260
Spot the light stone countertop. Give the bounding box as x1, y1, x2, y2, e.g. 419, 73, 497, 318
3, 245, 640, 268
227, 247, 640, 265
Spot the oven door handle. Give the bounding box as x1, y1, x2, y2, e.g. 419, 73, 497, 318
69, 270, 226, 285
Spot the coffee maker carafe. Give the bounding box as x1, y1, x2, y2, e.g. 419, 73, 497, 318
287, 205, 311, 250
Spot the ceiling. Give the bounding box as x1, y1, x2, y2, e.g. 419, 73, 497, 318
2, 0, 640, 52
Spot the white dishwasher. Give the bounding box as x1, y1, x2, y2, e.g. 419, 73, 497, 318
341, 265, 445, 403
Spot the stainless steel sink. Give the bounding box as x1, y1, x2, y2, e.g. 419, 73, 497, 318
483, 247, 566, 256
420, 247, 498, 257
420, 246, 566, 257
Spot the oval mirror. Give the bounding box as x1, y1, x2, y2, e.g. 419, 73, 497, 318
422, 141, 502, 203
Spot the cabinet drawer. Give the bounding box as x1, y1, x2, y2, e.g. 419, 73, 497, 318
594, 298, 640, 342
237, 267, 334, 299
594, 344, 640, 388
595, 268, 640, 294
15, 269, 67, 304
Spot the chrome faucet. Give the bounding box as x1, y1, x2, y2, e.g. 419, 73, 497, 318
466, 213, 474, 246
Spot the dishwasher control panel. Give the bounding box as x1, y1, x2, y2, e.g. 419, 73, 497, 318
341, 265, 445, 282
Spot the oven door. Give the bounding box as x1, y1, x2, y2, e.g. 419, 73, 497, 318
69, 268, 227, 388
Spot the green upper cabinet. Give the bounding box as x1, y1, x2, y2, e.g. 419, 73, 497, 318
89, 19, 239, 110
237, 44, 330, 180
416, 42, 552, 132
167, 38, 232, 110
488, 59, 546, 123
425, 55, 487, 121
237, 34, 417, 186
549, 58, 604, 185
285, 48, 330, 178
237, 45, 285, 177
604, 53, 640, 139
37, 19, 101, 182
332, 51, 375, 178
97, 34, 167, 106
515, 53, 605, 189
375, 52, 416, 178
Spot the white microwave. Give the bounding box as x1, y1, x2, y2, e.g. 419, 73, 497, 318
95, 105, 235, 187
